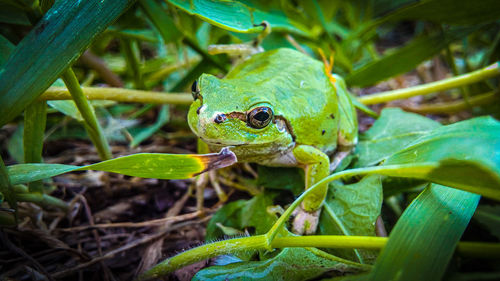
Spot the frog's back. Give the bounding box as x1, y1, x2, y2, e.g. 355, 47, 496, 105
225, 48, 340, 154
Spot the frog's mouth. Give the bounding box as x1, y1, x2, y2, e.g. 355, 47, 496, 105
199, 138, 258, 147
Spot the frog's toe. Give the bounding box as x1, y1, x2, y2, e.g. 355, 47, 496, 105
292, 207, 321, 235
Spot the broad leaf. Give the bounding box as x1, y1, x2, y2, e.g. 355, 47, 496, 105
166, 0, 311, 36
206, 192, 277, 241
383, 116, 500, 200
319, 175, 383, 264
367, 184, 480, 281
193, 248, 342, 281
354, 108, 441, 168
257, 166, 304, 196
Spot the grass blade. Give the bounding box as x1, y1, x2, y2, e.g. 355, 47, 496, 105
7, 148, 237, 184
23, 100, 47, 193
346, 26, 478, 87
0, 0, 136, 126
61, 68, 112, 160
368, 184, 480, 281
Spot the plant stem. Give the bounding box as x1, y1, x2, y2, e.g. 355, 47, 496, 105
39, 87, 193, 105
24, 100, 47, 193
266, 164, 438, 243
358, 62, 500, 105
139, 235, 269, 280
138, 233, 500, 280
121, 38, 145, 89
0, 156, 16, 212
271, 235, 386, 249
404, 91, 498, 114
61, 69, 112, 160
15, 193, 68, 210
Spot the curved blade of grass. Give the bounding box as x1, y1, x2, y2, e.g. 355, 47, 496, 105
7, 148, 237, 184
166, 0, 311, 36
367, 184, 480, 281
346, 26, 478, 87
130, 105, 169, 147
0, 0, 136, 126
0, 156, 16, 211
0, 34, 15, 66
375, 0, 500, 25
23, 100, 47, 193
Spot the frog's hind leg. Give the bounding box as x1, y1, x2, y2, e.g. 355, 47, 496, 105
291, 145, 330, 235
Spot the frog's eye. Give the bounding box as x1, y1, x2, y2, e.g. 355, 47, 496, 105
248, 106, 273, 129
191, 80, 201, 101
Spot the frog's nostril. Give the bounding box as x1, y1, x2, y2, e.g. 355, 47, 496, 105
214, 113, 227, 124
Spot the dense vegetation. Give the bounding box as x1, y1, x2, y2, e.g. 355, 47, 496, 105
1, 0, 500, 280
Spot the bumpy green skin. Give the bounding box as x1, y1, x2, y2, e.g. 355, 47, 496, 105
188, 48, 357, 229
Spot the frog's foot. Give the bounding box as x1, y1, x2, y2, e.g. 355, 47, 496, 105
292, 206, 321, 235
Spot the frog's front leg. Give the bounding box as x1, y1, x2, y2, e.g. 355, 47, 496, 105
292, 145, 330, 235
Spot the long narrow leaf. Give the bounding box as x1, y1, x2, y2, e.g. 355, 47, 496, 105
368, 184, 480, 280
346, 26, 478, 87
7, 148, 237, 184
0, 0, 136, 126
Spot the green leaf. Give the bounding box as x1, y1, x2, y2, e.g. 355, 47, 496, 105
383, 116, 500, 200
139, 0, 182, 43
166, 0, 311, 36
367, 184, 480, 281
257, 166, 304, 196
7, 123, 24, 164
376, 0, 500, 25
0, 34, 15, 66
319, 175, 383, 264
47, 100, 83, 121
473, 205, 500, 239
206, 199, 247, 241
354, 108, 441, 168
23, 100, 47, 193
206, 192, 277, 241
130, 105, 169, 147
193, 248, 342, 281
345, 26, 478, 87
0, 156, 16, 210
7, 148, 237, 184
0, 0, 136, 127
0, 3, 31, 25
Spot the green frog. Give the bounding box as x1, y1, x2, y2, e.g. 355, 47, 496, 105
187, 48, 358, 234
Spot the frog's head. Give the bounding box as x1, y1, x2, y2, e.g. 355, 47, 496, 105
187, 74, 293, 155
